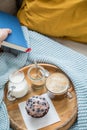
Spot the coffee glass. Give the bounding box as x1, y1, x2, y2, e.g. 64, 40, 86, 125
46, 72, 70, 98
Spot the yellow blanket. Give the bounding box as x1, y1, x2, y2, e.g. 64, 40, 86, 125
17, 0, 87, 43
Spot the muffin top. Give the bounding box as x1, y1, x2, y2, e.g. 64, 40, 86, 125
25, 95, 50, 118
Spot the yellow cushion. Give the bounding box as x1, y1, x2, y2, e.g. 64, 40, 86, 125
17, 0, 87, 43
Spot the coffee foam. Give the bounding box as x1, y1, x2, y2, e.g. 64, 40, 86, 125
46, 73, 69, 94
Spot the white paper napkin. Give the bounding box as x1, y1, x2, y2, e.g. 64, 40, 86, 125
18, 93, 60, 130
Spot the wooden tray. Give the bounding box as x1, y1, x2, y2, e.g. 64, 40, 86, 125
4, 63, 77, 130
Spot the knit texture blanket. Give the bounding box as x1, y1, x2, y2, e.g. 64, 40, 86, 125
0, 26, 87, 130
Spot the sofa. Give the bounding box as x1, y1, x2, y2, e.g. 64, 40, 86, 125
0, 1, 87, 130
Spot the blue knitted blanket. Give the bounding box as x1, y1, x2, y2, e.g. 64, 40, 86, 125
0, 26, 87, 130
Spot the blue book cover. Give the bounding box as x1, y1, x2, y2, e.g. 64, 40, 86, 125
0, 11, 31, 52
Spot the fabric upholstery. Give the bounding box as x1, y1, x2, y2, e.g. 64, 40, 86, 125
17, 0, 87, 43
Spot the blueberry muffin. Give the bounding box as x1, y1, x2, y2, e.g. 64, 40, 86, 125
25, 95, 50, 118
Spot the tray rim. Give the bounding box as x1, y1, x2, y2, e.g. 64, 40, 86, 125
5, 63, 78, 130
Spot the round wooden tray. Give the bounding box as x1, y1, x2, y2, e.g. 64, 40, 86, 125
4, 63, 77, 130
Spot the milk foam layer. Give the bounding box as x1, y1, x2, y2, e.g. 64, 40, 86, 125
46, 73, 69, 94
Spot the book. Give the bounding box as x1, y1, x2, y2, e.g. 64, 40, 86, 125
0, 11, 31, 52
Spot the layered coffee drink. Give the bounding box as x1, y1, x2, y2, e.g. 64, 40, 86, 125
46, 72, 70, 95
